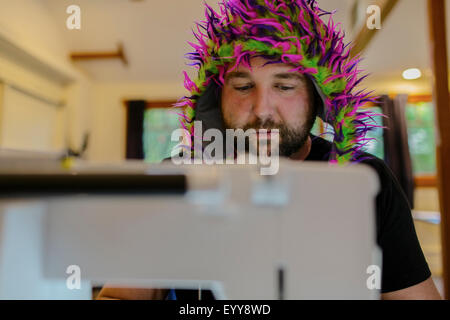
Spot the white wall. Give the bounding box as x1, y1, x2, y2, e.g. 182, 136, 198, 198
0, 85, 65, 152
0, 0, 68, 62
89, 82, 185, 162
0, 0, 189, 162
65, 80, 93, 153
0, 0, 92, 154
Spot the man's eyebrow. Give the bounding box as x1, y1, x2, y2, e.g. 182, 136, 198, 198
273, 72, 306, 81
224, 71, 306, 82
225, 71, 252, 81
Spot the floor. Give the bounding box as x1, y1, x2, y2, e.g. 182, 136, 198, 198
413, 187, 444, 297
413, 213, 444, 297
432, 276, 444, 297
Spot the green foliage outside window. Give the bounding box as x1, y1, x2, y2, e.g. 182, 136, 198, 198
361, 107, 384, 159
313, 107, 385, 160
143, 108, 181, 163
141, 103, 437, 174
405, 102, 437, 175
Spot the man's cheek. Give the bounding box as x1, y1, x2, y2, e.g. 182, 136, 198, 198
229, 101, 252, 121
278, 101, 309, 123
230, 96, 251, 110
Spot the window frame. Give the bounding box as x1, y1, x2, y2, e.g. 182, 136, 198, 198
315, 95, 437, 187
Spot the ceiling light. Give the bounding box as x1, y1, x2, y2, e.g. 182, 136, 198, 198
402, 68, 422, 80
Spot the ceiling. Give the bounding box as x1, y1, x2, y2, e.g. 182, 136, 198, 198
40, 0, 449, 94
359, 0, 433, 94
42, 0, 224, 82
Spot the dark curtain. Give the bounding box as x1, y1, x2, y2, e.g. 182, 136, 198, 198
126, 100, 146, 160
380, 94, 415, 208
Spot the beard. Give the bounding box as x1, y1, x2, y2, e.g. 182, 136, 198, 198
224, 110, 317, 158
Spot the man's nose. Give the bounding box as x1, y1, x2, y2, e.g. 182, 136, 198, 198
252, 88, 274, 121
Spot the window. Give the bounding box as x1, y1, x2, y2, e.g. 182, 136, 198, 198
137, 99, 437, 172
362, 106, 385, 159
405, 101, 437, 175
125, 100, 179, 161
143, 108, 181, 163
312, 106, 385, 160
310, 118, 322, 137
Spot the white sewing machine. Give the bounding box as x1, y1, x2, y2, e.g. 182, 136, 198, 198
0, 155, 381, 300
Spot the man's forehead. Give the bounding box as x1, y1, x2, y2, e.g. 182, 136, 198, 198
225, 56, 303, 79
225, 67, 306, 81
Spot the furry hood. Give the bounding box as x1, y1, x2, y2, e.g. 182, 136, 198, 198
175, 0, 378, 164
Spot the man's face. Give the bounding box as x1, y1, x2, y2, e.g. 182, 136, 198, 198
221, 57, 317, 157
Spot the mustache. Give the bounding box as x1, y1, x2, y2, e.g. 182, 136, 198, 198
242, 119, 284, 131
242, 120, 295, 137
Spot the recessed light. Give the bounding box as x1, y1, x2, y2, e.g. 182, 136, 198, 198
402, 68, 422, 80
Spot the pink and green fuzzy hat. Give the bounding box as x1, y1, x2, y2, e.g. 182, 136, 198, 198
176, 0, 379, 164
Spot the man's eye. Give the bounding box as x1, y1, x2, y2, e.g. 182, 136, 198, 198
275, 85, 295, 91
234, 85, 254, 91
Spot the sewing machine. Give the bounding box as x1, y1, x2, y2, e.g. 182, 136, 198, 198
0, 157, 381, 299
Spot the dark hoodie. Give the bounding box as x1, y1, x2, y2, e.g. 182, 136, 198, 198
165, 82, 431, 299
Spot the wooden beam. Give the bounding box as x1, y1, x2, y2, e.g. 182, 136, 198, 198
427, 0, 450, 299
70, 43, 128, 66
146, 101, 178, 109
123, 100, 179, 110
415, 175, 438, 188
350, 0, 400, 57
362, 94, 433, 107
407, 95, 433, 104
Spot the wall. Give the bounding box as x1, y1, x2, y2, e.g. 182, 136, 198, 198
0, 1, 188, 162
0, 0, 92, 154
88, 82, 185, 162
0, 0, 69, 66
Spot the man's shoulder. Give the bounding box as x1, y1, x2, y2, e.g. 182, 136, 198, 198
308, 135, 386, 166
307, 135, 395, 191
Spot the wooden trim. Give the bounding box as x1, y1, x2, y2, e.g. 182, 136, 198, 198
146, 100, 178, 109
361, 101, 377, 108
408, 95, 433, 104
415, 175, 438, 188
362, 95, 433, 108
428, 0, 450, 299
0, 83, 3, 146
319, 118, 325, 135
70, 43, 128, 66
350, 0, 400, 57
123, 100, 179, 110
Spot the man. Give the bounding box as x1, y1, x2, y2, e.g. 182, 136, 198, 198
98, 0, 441, 299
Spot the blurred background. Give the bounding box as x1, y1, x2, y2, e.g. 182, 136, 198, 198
0, 0, 445, 296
